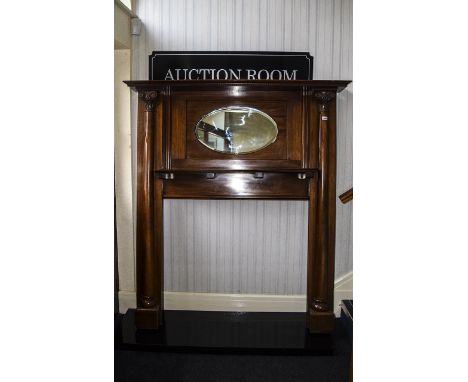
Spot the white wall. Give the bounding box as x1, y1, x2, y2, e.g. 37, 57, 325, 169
115, 49, 133, 293
115, 0, 135, 298
119, 0, 352, 302
164, 200, 308, 294
114, 2, 132, 49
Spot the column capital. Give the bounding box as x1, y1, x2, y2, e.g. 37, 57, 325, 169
139, 90, 160, 112
314, 90, 335, 112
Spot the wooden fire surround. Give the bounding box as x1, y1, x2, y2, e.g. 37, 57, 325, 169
124, 79, 351, 333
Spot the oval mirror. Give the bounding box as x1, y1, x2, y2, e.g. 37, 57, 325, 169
195, 107, 278, 154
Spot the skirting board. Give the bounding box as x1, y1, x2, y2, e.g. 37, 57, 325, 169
119, 271, 353, 317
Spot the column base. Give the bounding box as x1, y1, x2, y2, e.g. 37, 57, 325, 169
307, 309, 335, 333
135, 306, 163, 329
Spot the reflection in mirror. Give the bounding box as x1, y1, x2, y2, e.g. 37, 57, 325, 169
195, 107, 278, 154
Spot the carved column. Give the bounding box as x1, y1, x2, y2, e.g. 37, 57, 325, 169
135, 90, 163, 329
307, 90, 336, 333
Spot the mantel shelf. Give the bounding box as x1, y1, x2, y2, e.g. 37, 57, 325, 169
154, 169, 319, 174
155, 169, 318, 183
124, 79, 351, 93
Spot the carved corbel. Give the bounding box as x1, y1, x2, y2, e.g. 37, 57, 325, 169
139, 90, 161, 112
314, 90, 335, 113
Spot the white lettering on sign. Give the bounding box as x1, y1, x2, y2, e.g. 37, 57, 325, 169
270, 70, 282, 79
229, 69, 241, 80
163, 68, 299, 80
188, 69, 198, 79
164, 69, 174, 80
216, 69, 229, 80
283, 70, 297, 80
246, 69, 256, 80
198, 68, 210, 79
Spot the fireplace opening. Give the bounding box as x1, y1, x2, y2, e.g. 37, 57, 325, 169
163, 200, 308, 299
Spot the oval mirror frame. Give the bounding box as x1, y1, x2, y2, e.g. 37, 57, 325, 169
195, 106, 278, 155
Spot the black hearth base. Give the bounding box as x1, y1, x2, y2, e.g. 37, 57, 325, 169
115, 309, 351, 355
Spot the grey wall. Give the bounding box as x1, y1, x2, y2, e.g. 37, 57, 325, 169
128, 0, 352, 295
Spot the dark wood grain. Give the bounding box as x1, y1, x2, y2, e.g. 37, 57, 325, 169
125, 79, 351, 333
135, 92, 162, 329
124, 79, 351, 93
170, 159, 303, 171
326, 96, 338, 325
307, 91, 337, 333
163, 172, 311, 199
305, 88, 319, 169
154, 93, 165, 170
339, 188, 353, 204
306, 175, 318, 330
317, 94, 331, 312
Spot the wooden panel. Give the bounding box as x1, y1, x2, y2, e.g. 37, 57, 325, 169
171, 159, 303, 171
326, 97, 338, 311
168, 89, 304, 167
287, 99, 303, 161
154, 97, 165, 170
135, 95, 160, 328
163, 89, 171, 169
307, 92, 337, 332
163, 173, 311, 199
171, 98, 186, 160
307, 98, 320, 169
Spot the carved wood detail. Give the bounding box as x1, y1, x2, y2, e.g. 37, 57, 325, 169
314, 90, 336, 103
139, 90, 162, 111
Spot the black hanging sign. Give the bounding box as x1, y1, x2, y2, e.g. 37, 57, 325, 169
149, 51, 313, 81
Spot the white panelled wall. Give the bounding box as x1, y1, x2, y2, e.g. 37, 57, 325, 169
164, 200, 309, 294
119, 0, 352, 312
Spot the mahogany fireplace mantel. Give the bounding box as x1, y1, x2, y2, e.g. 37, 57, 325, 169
124, 79, 351, 333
